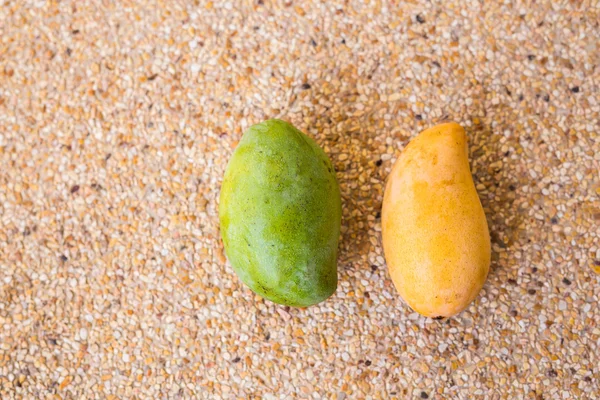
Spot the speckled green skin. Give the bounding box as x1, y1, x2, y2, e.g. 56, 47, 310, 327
219, 119, 341, 307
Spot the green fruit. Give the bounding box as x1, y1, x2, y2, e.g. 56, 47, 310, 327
219, 119, 341, 307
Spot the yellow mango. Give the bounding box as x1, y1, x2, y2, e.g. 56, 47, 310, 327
382, 122, 490, 318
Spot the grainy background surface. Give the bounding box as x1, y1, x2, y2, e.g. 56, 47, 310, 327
1, 0, 599, 399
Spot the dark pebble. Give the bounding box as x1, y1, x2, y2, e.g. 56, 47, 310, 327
547, 369, 558, 378
570, 86, 580, 93
550, 217, 558, 224
232, 357, 241, 363
375, 159, 383, 166
420, 392, 429, 399
371, 265, 378, 271
301, 82, 311, 90
416, 15, 425, 24
70, 185, 80, 193
508, 278, 517, 285
562, 277, 571, 285
60, 255, 68, 262
528, 289, 536, 295
365, 360, 372, 366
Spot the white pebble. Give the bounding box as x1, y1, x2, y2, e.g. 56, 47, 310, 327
190, 64, 201, 74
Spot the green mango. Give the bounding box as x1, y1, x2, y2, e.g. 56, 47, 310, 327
219, 119, 341, 307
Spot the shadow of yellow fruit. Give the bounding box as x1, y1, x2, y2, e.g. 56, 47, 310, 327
382, 122, 490, 318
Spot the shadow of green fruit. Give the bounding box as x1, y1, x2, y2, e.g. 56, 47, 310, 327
219, 119, 341, 307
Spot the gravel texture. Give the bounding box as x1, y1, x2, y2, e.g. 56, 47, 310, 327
1, 1, 599, 399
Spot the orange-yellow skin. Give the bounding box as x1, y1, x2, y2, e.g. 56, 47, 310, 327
382, 122, 490, 318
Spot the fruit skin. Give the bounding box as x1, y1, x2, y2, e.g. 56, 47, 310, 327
381, 122, 490, 318
219, 119, 341, 307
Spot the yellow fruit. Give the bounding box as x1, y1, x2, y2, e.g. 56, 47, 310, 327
382, 122, 490, 318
